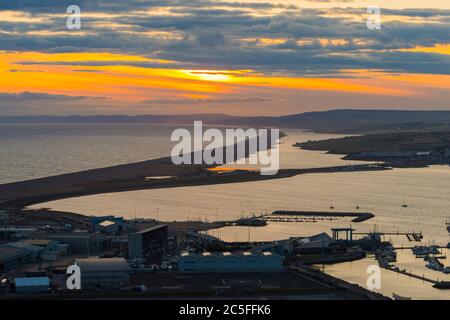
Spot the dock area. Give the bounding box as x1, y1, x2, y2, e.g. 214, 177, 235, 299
375, 246, 450, 290
271, 210, 375, 223
381, 265, 437, 285
353, 231, 424, 242
379, 264, 450, 289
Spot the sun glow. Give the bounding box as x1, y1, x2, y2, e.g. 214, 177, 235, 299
1, 50, 449, 109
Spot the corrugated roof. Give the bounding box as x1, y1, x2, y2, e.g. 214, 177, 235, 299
0, 246, 29, 262
178, 251, 279, 258
135, 224, 167, 234
4, 242, 45, 253
75, 258, 130, 272
15, 277, 50, 287
22, 239, 54, 246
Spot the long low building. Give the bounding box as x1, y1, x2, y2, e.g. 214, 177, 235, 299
75, 257, 130, 289
33, 232, 107, 255
176, 251, 283, 273
15, 277, 50, 294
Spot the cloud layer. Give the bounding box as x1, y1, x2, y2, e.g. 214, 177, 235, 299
0, 0, 449, 115
0, 1, 448, 75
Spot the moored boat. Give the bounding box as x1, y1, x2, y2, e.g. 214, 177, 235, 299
393, 293, 412, 300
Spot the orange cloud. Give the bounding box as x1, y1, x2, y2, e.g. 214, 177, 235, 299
398, 44, 450, 55
1, 51, 448, 106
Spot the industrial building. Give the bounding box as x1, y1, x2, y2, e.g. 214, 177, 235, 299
90, 216, 129, 234
21, 239, 59, 252
128, 225, 168, 260
0, 227, 37, 241
0, 246, 30, 272
14, 277, 50, 294
176, 251, 283, 273
1, 239, 78, 269
34, 232, 107, 255
250, 239, 296, 257
295, 233, 335, 254
3, 242, 45, 262
75, 257, 130, 289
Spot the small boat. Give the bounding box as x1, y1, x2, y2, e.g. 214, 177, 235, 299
412, 245, 428, 256
393, 293, 412, 300
433, 281, 450, 289
429, 245, 441, 255
401, 198, 408, 208
426, 257, 444, 271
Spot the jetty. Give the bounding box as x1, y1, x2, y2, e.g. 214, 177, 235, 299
271, 210, 375, 223
353, 231, 423, 242
380, 265, 448, 288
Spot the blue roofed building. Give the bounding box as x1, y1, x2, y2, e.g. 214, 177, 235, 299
14, 277, 50, 294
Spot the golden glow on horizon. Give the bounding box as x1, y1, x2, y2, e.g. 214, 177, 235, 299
180, 70, 234, 82
398, 44, 450, 55
1, 51, 449, 105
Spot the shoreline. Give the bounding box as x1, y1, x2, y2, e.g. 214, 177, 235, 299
0, 164, 389, 210
294, 131, 450, 168
0, 129, 389, 211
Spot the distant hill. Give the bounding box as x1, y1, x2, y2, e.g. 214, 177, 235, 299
297, 131, 450, 154
0, 114, 236, 124
273, 110, 450, 133
295, 131, 450, 167
2, 109, 450, 134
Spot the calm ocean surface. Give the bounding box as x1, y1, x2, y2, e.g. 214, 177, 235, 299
4, 124, 450, 299
0, 123, 175, 184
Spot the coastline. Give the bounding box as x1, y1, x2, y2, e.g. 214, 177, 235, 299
0, 164, 389, 210
0, 130, 389, 210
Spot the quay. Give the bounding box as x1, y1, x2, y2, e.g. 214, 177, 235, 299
393, 245, 447, 250
380, 265, 441, 286
353, 231, 423, 242
375, 248, 449, 290
271, 210, 375, 223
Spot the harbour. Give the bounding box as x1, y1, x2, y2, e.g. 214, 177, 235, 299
1, 129, 450, 300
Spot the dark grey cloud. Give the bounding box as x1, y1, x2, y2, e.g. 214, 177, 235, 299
0, 92, 105, 101
0, 0, 295, 13
0, 1, 449, 76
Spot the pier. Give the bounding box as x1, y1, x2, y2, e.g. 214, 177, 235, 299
271, 210, 375, 223
380, 265, 444, 286
375, 248, 449, 289
353, 231, 423, 242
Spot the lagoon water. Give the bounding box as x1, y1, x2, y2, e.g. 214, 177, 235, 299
13, 125, 450, 299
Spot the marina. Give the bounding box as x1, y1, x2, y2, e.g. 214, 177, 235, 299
270, 210, 375, 223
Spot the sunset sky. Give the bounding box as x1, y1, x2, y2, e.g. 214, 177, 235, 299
0, 0, 449, 115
